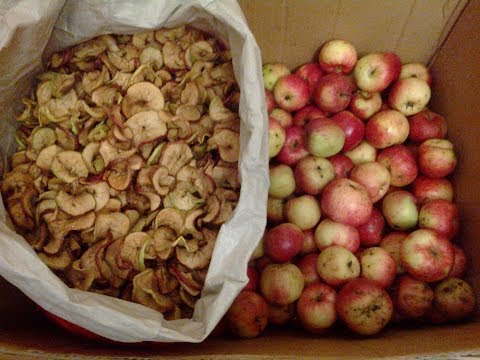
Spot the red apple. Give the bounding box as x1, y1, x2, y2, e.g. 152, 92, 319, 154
268, 303, 296, 326
382, 190, 418, 231
319, 39, 357, 74
328, 154, 355, 178
292, 105, 326, 127
270, 108, 293, 128
418, 139, 457, 178
449, 244, 467, 278
269, 164, 296, 199
268, 117, 286, 158
353, 52, 401, 92
399, 62, 432, 85
401, 229, 454, 282
365, 110, 409, 149
419, 199, 460, 240
305, 118, 345, 157
408, 109, 447, 143
260, 263, 305, 306
295, 62, 324, 97
263, 63, 290, 91
411, 176, 454, 205
316, 246, 360, 287
379, 232, 407, 274
294, 155, 335, 195
388, 78, 431, 116
227, 291, 269, 338
377, 144, 418, 187
256, 255, 274, 273
297, 252, 321, 286
356, 208, 385, 246
284, 195, 322, 230
344, 140, 377, 165
349, 90, 382, 120
433, 278, 476, 321
331, 110, 365, 151
264, 223, 304, 263
274, 74, 310, 112
315, 218, 360, 253
275, 126, 309, 166
313, 73, 355, 113
336, 278, 393, 335
393, 275, 434, 319
320, 178, 373, 227
265, 90, 275, 113
349, 161, 390, 203
301, 229, 317, 255
244, 267, 259, 291
267, 196, 285, 224
297, 283, 337, 334
359, 247, 396, 288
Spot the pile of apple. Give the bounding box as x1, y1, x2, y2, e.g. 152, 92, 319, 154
224, 40, 476, 338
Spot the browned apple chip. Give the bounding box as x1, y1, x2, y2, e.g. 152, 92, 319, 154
3, 27, 240, 319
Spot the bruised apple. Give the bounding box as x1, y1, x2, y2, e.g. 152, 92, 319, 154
316, 246, 360, 287
260, 263, 305, 306
359, 247, 396, 288
227, 291, 269, 339
294, 155, 335, 195
393, 275, 434, 319
380, 232, 407, 274
433, 278, 476, 322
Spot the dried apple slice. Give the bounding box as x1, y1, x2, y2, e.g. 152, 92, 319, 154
169, 185, 204, 212
94, 212, 130, 240
55, 126, 77, 151
38, 250, 72, 271
162, 41, 185, 70
107, 161, 132, 191
30, 127, 57, 154
154, 208, 184, 235
36, 144, 62, 170
132, 31, 154, 49
140, 192, 162, 212
208, 96, 236, 122
185, 41, 216, 68
201, 195, 220, 224
55, 191, 96, 217
124, 110, 167, 147
207, 129, 240, 163
82, 142, 100, 174
176, 228, 216, 270
84, 181, 110, 212
155, 264, 178, 295
176, 104, 201, 121
159, 141, 193, 176
132, 268, 174, 313
146, 142, 166, 166
184, 208, 204, 240
50, 151, 89, 183
122, 82, 164, 118
139, 46, 164, 71
121, 232, 151, 271
151, 166, 175, 196
7, 199, 35, 230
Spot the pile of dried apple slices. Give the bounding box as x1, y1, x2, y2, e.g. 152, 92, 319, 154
1, 26, 241, 320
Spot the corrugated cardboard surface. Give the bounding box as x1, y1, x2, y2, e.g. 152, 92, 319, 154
2, 0, 480, 357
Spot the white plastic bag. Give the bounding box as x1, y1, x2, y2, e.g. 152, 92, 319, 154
0, 0, 268, 343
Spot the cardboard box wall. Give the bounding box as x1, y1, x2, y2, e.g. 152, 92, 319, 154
1, 0, 480, 358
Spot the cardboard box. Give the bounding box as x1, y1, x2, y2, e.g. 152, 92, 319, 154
1, 0, 480, 357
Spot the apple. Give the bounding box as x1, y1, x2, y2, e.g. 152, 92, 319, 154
320, 178, 373, 227
268, 117, 286, 158
331, 110, 365, 151
256, 255, 273, 273
411, 176, 454, 205
349, 90, 382, 120
418, 139, 457, 178
419, 199, 460, 240
401, 229, 454, 282
356, 208, 385, 246
270, 108, 293, 128
382, 190, 418, 231
275, 126, 309, 166
297, 283, 337, 334
268, 303, 296, 326
318, 39, 357, 74
393, 275, 434, 319
284, 195, 322, 230
449, 244, 467, 278
316, 245, 360, 287
328, 154, 355, 178
274, 74, 310, 112
365, 110, 409, 149
399, 62, 432, 85
344, 140, 377, 165
267, 196, 285, 224
408, 109, 447, 143
424, 305, 449, 325
227, 291, 269, 338
265, 90, 275, 113
301, 229, 317, 255
315, 218, 360, 253
295, 62, 324, 97
305, 118, 345, 158
349, 161, 390, 202
269, 164, 296, 199
433, 278, 476, 321
336, 278, 393, 335
262, 63, 290, 91
294, 155, 335, 195
244, 266, 259, 291
353, 52, 401, 92
379, 232, 407, 274
297, 252, 321, 286
292, 105, 326, 127
313, 73, 355, 113
377, 144, 418, 187
388, 78, 431, 116
260, 263, 305, 306
264, 223, 304, 263
359, 247, 396, 288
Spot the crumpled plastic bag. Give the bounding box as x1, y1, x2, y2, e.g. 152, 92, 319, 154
0, 0, 268, 343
